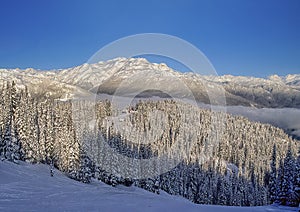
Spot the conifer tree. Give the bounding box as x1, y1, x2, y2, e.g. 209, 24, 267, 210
77, 149, 92, 183
293, 147, 300, 206
269, 144, 278, 203
0, 127, 4, 158
280, 143, 295, 206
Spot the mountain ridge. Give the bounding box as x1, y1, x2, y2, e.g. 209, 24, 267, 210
0, 57, 299, 108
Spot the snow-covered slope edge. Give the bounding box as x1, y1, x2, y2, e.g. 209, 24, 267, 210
0, 160, 297, 212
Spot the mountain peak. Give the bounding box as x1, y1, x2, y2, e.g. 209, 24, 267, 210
0, 58, 299, 108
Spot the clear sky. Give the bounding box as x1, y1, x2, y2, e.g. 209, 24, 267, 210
0, 0, 299, 77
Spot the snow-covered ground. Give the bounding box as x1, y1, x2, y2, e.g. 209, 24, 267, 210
0, 160, 298, 212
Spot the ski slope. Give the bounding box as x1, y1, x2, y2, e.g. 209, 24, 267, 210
0, 160, 298, 212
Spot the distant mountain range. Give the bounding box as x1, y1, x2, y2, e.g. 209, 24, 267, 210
1, 57, 300, 108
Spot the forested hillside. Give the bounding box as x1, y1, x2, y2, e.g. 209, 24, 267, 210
0, 82, 299, 207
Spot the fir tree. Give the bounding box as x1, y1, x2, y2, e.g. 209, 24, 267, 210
293, 147, 300, 206
269, 144, 278, 203
0, 127, 4, 158
77, 149, 92, 183
280, 143, 295, 206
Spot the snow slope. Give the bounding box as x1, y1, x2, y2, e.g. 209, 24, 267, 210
0, 161, 298, 212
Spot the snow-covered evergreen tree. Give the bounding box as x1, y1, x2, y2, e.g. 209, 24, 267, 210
293, 147, 300, 206
280, 143, 295, 206
269, 144, 278, 203
3, 82, 22, 162
77, 149, 92, 183
0, 127, 4, 158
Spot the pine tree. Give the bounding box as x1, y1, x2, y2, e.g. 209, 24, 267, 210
231, 172, 241, 206
269, 144, 278, 203
3, 82, 21, 162
293, 147, 300, 206
0, 127, 4, 158
14, 88, 29, 161
277, 159, 284, 203
7, 126, 21, 162
280, 143, 295, 206
77, 149, 92, 183
68, 130, 80, 180
44, 102, 55, 165
217, 175, 227, 205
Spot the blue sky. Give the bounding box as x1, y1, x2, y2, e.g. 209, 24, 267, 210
0, 0, 299, 77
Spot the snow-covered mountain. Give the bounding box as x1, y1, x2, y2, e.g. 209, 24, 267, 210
0, 67, 90, 100
0, 57, 300, 108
